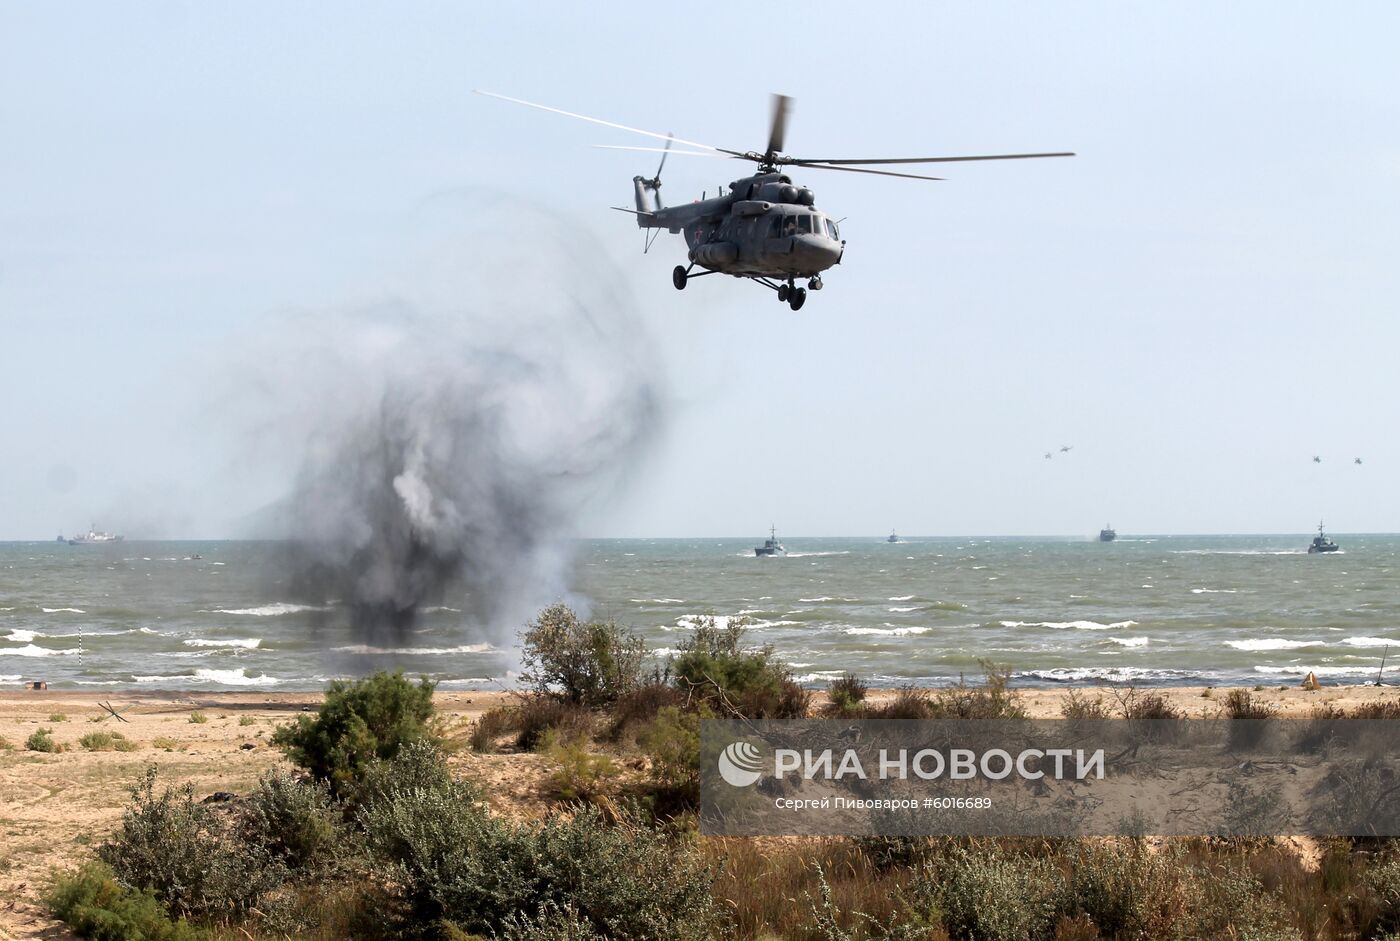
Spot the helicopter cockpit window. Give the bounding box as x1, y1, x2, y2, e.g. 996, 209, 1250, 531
797, 215, 813, 234
767, 216, 783, 238
824, 219, 840, 240
782, 215, 798, 237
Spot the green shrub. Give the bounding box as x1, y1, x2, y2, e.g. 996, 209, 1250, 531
825, 673, 868, 717
638, 705, 702, 813
926, 663, 1026, 719
49, 712, 68, 722
98, 766, 281, 920
1364, 856, 1400, 934
868, 686, 934, 720
47, 860, 207, 940
238, 769, 344, 875
79, 731, 138, 752
493, 902, 607, 940
0, 735, 13, 750
521, 603, 648, 706
359, 741, 725, 939
272, 670, 437, 797
541, 731, 619, 803
923, 843, 1059, 941
670, 616, 808, 719
1061, 842, 1184, 939
238, 715, 257, 727
187, 711, 207, 724
26, 727, 60, 752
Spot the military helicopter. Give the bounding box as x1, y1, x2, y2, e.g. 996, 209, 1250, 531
477, 91, 1073, 310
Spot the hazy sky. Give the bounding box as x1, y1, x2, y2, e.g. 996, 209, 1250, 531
2, 2, 1397, 539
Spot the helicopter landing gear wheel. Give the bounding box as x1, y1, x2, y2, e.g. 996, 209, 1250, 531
788, 287, 807, 311
777, 284, 790, 303
808, 276, 823, 291
672, 266, 688, 290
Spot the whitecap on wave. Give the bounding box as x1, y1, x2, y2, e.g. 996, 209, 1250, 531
1343, 637, 1400, 648
41, 607, 85, 614
888, 606, 919, 613
1018, 667, 1194, 683
183, 638, 261, 649
135, 668, 279, 686
844, 626, 930, 637
630, 598, 686, 604
4, 629, 40, 643
0, 643, 83, 658
209, 603, 328, 616
1254, 665, 1376, 676
795, 671, 847, 682
1226, 639, 1324, 651
1191, 588, 1238, 594
889, 595, 915, 602
1106, 636, 1149, 648
331, 643, 495, 655
1001, 619, 1137, 631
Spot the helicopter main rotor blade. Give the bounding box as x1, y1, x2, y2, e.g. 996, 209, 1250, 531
474, 90, 745, 158
785, 161, 945, 181
782, 151, 1076, 166
593, 144, 737, 159
766, 94, 791, 161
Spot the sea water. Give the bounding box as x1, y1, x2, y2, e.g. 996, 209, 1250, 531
2, 535, 1395, 690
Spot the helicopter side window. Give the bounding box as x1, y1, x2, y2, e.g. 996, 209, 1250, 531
767, 216, 783, 238
825, 219, 840, 240
782, 215, 798, 237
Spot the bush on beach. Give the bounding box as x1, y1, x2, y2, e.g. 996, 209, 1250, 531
271, 670, 437, 797
521, 602, 648, 707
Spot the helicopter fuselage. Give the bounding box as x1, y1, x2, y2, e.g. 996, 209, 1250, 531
636, 171, 844, 281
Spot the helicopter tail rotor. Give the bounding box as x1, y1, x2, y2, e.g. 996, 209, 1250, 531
634, 133, 673, 210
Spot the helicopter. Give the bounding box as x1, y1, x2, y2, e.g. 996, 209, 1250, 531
477, 91, 1073, 310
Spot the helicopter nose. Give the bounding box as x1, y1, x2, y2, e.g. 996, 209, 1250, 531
793, 234, 842, 270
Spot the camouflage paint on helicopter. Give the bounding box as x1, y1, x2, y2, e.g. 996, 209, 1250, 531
478, 91, 1073, 311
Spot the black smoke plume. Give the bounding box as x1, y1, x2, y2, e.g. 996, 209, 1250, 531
236, 197, 662, 654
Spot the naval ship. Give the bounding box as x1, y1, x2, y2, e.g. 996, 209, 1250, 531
754, 526, 785, 557
67, 524, 124, 545
1308, 520, 1339, 554
1099, 525, 1117, 542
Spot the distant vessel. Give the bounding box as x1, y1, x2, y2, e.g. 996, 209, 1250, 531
887, 530, 899, 543
1308, 520, 1339, 554
1099, 525, 1117, 542
754, 526, 785, 557
68, 524, 123, 545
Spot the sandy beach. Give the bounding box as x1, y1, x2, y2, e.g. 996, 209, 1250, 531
5, 682, 1400, 939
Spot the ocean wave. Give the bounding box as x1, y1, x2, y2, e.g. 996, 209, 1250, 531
1, 674, 22, 684
1191, 588, 1238, 594
331, 643, 495, 655
1001, 620, 1138, 631
786, 551, 851, 558
1018, 667, 1195, 683
795, 671, 847, 682
1254, 665, 1376, 676
888, 606, 919, 613
4, 629, 39, 643
1226, 639, 1325, 651
845, 626, 931, 637
630, 598, 686, 604
183, 638, 261, 649
0, 643, 84, 658
1343, 637, 1400, 648
673, 614, 749, 631
1107, 636, 1149, 648
135, 668, 280, 686
1171, 550, 1305, 556
41, 607, 85, 613
889, 595, 915, 602
208, 603, 329, 616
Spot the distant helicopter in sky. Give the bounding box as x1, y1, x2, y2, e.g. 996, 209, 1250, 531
477, 91, 1073, 310
1060, 445, 1073, 453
